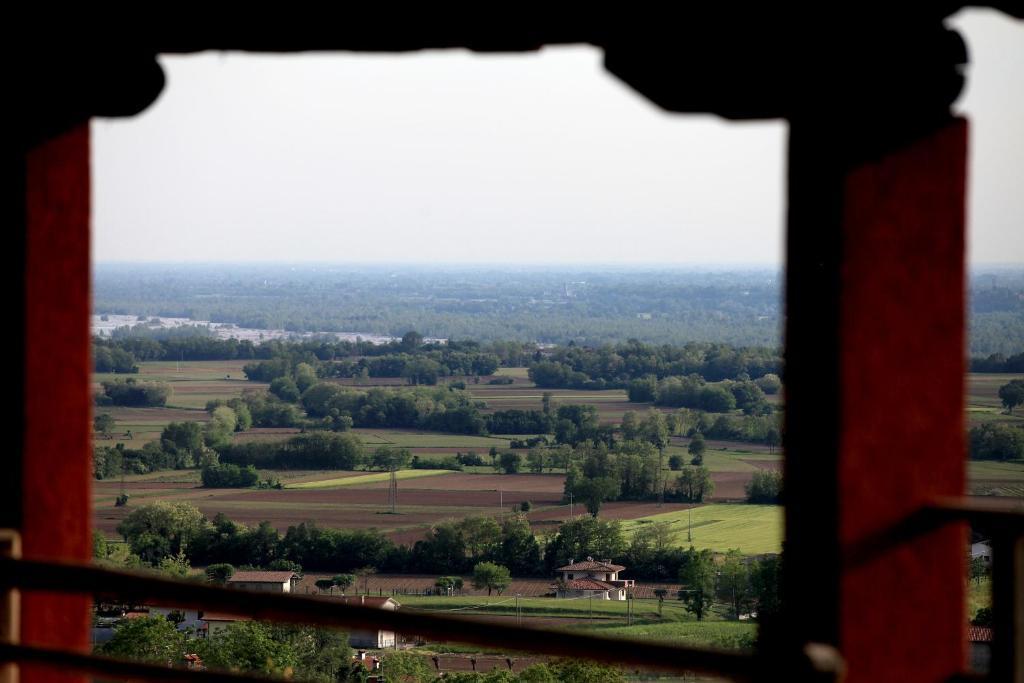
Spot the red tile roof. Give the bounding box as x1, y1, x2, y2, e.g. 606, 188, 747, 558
557, 560, 625, 572
564, 578, 618, 591
968, 626, 993, 643
228, 571, 296, 583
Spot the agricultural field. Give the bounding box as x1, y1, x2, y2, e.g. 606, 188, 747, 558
965, 373, 1024, 427
620, 505, 784, 556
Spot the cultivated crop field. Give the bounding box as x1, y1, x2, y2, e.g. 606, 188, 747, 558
620, 504, 784, 556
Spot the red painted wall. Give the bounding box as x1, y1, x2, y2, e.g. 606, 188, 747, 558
838, 118, 968, 682
23, 123, 92, 682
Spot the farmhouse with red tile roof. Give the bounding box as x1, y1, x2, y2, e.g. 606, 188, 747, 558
555, 557, 634, 600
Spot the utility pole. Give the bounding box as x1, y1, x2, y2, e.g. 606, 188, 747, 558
569, 491, 573, 518
387, 466, 398, 514
516, 594, 521, 626
688, 507, 692, 543
499, 488, 503, 512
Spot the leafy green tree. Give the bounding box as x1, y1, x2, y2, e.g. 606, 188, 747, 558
745, 470, 783, 503
269, 376, 301, 403
372, 446, 412, 471
718, 549, 750, 619
315, 578, 336, 594
197, 621, 297, 677
204, 406, 237, 448
543, 517, 626, 571
687, 434, 707, 465
206, 563, 235, 584
678, 547, 716, 621
641, 410, 670, 450
498, 451, 522, 474
157, 549, 192, 578
668, 454, 684, 470
969, 556, 989, 585
94, 413, 116, 439
676, 466, 714, 503
294, 362, 319, 393
434, 575, 464, 594
526, 448, 546, 473
498, 515, 542, 576
117, 501, 209, 564
969, 423, 1024, 461
546, 659, 625, 683
457, 517, 502, 561
999, 379, 1024, 414
620, 411, 639, 441
972, 606, 993, 627
380, 650, 431, 683
100, 615, 185, 665
333, 573, 355, 593
749, 555, 782, 622
574, 476, 620, 517
471, 561, 512, 596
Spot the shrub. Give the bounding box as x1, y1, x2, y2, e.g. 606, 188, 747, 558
201, 464, 260, 488
745, 469, 783, 503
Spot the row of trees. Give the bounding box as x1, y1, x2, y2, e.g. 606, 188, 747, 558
969, 423, 1024, 461
529, 340, 780, 388
114, 503, 778, 585
99, 615, 355, 681
970, 351, 1024, 373
627, 374, 778, 416
97, 378, 172, 407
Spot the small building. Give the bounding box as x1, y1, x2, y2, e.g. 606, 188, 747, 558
199, 611, 249, 638
227, 570, 298, 593
555, 557, 634, 600
334, 595, 401, 649
971, 540, 993, 567
149, 606, 205, 631
968, 625, 992, 674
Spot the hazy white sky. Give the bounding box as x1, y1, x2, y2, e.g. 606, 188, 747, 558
93, 9, 1023, 265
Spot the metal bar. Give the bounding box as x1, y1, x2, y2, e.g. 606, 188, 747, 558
0, 557, 781, 679
989, 534, 1023, 683
0, 642, 279, 683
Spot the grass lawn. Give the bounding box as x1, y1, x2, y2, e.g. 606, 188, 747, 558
569, 618, 756, 649
286, 469, 452, 489
351, 430, 511, 449
967, 577, 992, 620
621, 504, 783, 555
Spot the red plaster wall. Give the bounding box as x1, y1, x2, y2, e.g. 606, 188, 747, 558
838, 118, 968, 682
23, 123, 92, 682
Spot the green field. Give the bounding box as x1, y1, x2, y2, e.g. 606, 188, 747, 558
351, 430, 512, 449
621, 504, 783, 555
286, 469, 452, 489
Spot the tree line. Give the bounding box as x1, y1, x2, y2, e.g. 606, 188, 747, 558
112, 502, 779, 588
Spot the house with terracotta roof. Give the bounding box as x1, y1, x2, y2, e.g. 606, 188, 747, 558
555, 557, 634, 600
968, 625, 992, 674
227, 570, 298, 593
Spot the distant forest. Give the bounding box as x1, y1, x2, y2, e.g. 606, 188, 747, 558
93, 264, 1024, 355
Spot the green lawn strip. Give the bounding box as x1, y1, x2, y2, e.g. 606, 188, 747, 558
968, 460, 1024, 481
400, 595, 660, 620
967, 577, 992, 619
567, 619, 757, 649
664, 449, 761, 473
620, 504, 783, 555
286, 469, 453, 489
